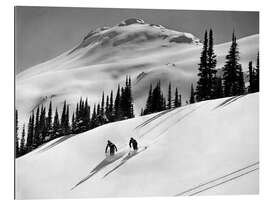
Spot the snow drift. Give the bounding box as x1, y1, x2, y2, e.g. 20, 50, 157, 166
16, 93, 259, 199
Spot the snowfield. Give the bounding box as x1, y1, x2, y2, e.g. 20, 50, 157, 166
15, 18, 259, 129
16, 93, 259, 199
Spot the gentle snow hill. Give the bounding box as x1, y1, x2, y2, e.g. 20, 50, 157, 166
16, 93, 259, 199
15, 18, 259, 130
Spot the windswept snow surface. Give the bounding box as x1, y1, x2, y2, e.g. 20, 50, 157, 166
15, 18, 259, 129
16, 93, 259, 199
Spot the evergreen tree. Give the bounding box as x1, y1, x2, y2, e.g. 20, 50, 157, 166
124, 76, 134, 118
97, 103, 100, 117
72, 98, 91, 134
248, 61, 255, 93
26, 113, 34, 151
128, 76, 134, 118
114, 85, 121, 120
15, 109, 20, 157
53, 108, 60, 139
96, 100, 107, 126
109, 90, 114, 120
238, 65, 245, 95
144, 84, 153, 114
95, 103, 104, 126
143, 82, 167, 115
105, 95, 110, 119
179, 94, 182, 107
212, 77, 223, 99
140, 108, 144, 116
101, 92, 105, 116
33, 106, 40, 148
75, 103, 79, 124
39, 105, 47, 142
167, 82, 172, 109
15, 109, 18, 137
152, 81, 160, 112
91, 104, 97, 128
151, 81, 165, 112
71, 112, 75, 133
84, 99, 91, 129
207, 29, 217, 99
222, 32, 243, 96
65, 104, 70, 135
254, 52, 259, 92
60, 101, 67, 135
162, 93, 166, 110
120, 87, 125, 118
174, 87, 179, 108
189, 84, 195, 104
196, 31, 208, 101
20, 124, 26, 155
47, 101, 53, 138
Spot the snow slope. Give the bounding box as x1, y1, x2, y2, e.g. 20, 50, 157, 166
16, 93, 259, 199
15, 18, 259, 128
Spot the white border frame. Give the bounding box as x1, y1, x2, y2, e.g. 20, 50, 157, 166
1, 0, 269, 202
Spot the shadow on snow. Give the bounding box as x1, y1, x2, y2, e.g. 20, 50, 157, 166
37, 134, 76, 154
213, 95, 246, 110
71, 151, 127, 190
103, 147, 148, 178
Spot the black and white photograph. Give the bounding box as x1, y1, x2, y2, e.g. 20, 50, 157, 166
14, 5, 259, 199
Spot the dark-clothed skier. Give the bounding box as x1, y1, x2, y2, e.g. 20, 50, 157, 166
105, 140, 118, 155
129, 137, 138, 151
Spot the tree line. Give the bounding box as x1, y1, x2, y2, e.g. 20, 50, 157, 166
16, 76, 134, 157
15, 30, 259, 158
141, 81, 182, 116
141, 29, 260, 116
193, 29, 259, 103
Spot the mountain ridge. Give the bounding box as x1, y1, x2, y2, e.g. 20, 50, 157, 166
15, 19, 259, 128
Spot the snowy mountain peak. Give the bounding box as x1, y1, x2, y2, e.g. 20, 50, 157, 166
15, 16, 259, 134
118, 18, 145, 26
69, 18, 201, 55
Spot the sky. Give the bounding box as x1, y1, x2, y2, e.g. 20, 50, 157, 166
15, 6, 259, 74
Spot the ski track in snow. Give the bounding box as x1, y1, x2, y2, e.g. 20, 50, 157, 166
37, 134, 76, 154
103, 146, 148, 178
136, 102, 206, 141
72, 103, 204, 190
136, 106, 190, 138
213, 95, 246, 110
16, 93, 259, 198
135, 108, 176, 129
176, 162, 259, 196
71, 146, 149, 190
71, 150, 127, 190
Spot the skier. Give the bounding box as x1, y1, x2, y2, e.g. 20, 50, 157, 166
129, 137, 138, 151
105, 140, 118, 156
